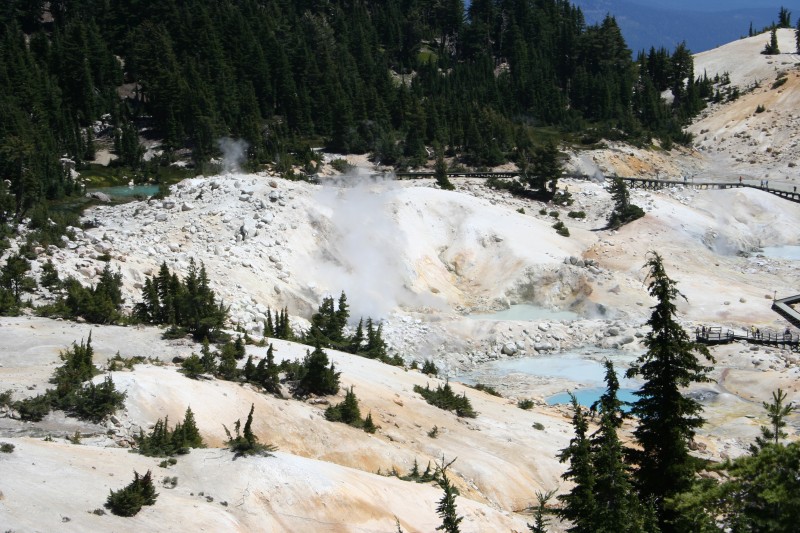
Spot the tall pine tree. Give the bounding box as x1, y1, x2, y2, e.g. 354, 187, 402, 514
626, 252, 714, 531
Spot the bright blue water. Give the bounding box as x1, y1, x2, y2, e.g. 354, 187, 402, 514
547, 387, 638, 411
88, 184, 161, 198
460, 349, 641, 410
469, 304, 579, 321
760, 245, 800, 260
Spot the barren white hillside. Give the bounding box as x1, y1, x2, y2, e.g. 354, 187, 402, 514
690, 28, 800, 185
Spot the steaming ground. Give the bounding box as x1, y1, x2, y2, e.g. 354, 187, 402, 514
2, 32, 800, 531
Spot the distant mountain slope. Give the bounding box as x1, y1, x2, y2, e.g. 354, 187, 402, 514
572, 0, 788, 53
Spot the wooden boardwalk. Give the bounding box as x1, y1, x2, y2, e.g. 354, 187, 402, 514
392, 171, 800, 204
695, 326, 799, 350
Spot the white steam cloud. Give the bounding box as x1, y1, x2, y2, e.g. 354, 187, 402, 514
578, 154, 606, 183
217, 137, 249, 173
309, 172, 443, 320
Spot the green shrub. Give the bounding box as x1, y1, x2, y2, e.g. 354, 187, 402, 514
13, 336, 125, 423
0, 442, 15, 453
533, 422, 545, 431
471, 383, 501, 397
517, 398, 535, 410
14, 393, 53, 421
549, 210, 559, 218
67, 376, 126, 423
325, 386, 362, 427
0, 389, 11, 407
539, 208, 547, 215
755, 104, 766, 113
516, 207, 525, 214
772, 77, 788, 90
105, 470, 158, 517
568, 210, 586, 219
330, 158, 351, 173
363, 412, 377, 434
107, 354, 147, 371
553, 221, 570, 237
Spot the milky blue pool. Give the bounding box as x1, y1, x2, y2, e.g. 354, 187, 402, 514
760, 245, 800, 260
87, 184, 161, 198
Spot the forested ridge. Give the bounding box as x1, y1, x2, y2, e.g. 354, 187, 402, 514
1, 0, 714, 224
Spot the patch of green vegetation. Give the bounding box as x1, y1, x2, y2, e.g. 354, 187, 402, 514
105, 470, 158, 517
471, 383, 502, 397
223, 404, 277, 458
771, 77, 787, 90
517, 398, 535, 410
414, 381, 477, 418
553, 220, 570, 237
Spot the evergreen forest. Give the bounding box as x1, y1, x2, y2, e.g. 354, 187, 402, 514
1, 0, 715, 228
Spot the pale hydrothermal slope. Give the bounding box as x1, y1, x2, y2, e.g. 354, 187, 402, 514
689, 28, 800, 185
1, 438, 528, 532
693, 28, 799, 90
0, 323, 562, 531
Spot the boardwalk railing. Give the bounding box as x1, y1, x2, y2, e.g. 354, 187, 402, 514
772, 294, 800, 329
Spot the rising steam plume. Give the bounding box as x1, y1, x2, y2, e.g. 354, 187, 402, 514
309, 172, 443, 320
217, 137, 249, 173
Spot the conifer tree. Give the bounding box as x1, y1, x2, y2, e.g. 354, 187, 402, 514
590, 361, 651, 532
349, 318, 365, 353
763, 28, 780, 54
363, 411, 377, 434
334, 291, 350, 342
528, 490, 555, 533
558, 394, 596, 533
199, 339, 216, 374
264, 308, 275, 337
751, 388, 795, 450
244, 355, 256, 381
626, 252, 714, 531
223, 403, 276, 457
779, 7, 792, 28
522, 143, 562, 201
216, 342, 239, 381
435, 460, 463, 533
296, 345, 340, 396
181, 406, 203, 448
260, 343, 281, 394
338, 386, 361, 425
435, 146, 454, 190
607, 178, 645, 229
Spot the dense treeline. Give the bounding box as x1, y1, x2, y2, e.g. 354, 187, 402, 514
1, 0, 714, 226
